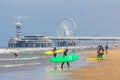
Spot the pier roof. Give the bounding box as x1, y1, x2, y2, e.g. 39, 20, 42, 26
48, 36, 120, 41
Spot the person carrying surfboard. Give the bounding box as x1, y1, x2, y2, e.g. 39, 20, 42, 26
97, 45, 104, 58
53, 47, 57, 57
61, 48, 70, 68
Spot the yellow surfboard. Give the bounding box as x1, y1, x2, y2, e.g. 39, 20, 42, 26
44, 49, 64, 55
87, 58, 103, 60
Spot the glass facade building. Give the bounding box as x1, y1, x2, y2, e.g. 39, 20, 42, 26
8, 34, 52, 47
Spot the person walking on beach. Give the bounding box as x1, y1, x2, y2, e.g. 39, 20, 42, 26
105, 44, 109, 54
61, 48, 70, 68
97, 45, 104, 57
53, 47, 57, 57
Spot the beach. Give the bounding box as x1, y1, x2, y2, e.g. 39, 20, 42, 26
1, 48, 120, 80
68, 49, 120, 80
0, 48, 89, 80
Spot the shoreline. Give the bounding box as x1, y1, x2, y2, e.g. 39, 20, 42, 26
68, 49, 120, 80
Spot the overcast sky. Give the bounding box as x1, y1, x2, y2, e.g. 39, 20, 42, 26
0, 0, 120, 47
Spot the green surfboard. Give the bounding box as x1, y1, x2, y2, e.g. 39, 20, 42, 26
49, 54, 79, 63
17, 56, 33, 59
97, 54, 106, 59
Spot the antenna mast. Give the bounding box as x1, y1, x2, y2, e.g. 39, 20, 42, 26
15, 16, 28, 39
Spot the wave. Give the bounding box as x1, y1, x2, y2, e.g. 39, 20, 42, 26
0, 62, 40, 68
0, 47, 52, 54
0, 56, 49, 61
0, 46, 94, 53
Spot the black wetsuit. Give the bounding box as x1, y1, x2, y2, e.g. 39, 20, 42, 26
97, 46, 104, 57
53, 47, 57, 57
14, 53, 18, 58
53, 52, 57, 57
61, 50, 70, 68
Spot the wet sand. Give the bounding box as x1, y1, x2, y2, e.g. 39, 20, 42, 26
68, 49, 120, 80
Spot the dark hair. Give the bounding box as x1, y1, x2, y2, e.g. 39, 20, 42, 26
53, 47, 56, 51
65, 48, 68, 52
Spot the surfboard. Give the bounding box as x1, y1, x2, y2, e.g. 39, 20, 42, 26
44, 49, 64, 55
97, 54, 106, 58
49, 54, 79, 63
87, 54, 105, 60
87, 58, 103, 60
17, 56, 33, 59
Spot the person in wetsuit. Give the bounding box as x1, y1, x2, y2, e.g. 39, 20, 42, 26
14, 52, 18, 58
53, 47, 57, 57
97, 45, 104, 57
61, 48, 70, 68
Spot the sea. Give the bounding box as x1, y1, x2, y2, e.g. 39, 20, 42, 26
0, 44, 117, 80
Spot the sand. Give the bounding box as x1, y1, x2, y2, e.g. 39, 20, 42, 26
69, 49, 120, 80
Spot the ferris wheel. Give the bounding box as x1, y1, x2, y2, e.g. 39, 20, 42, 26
56, 18, 77, 37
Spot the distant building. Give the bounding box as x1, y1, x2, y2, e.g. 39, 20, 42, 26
8, 17, 77, 48
8, 17, 53, 48
8, 34, 52, 47
9, 17, 120, 48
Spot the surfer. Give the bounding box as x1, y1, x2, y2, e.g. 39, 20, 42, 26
53, 47, 57, 57
61, 48, 70, 68
97, 45, 104, 58
13, 52, 18, 58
